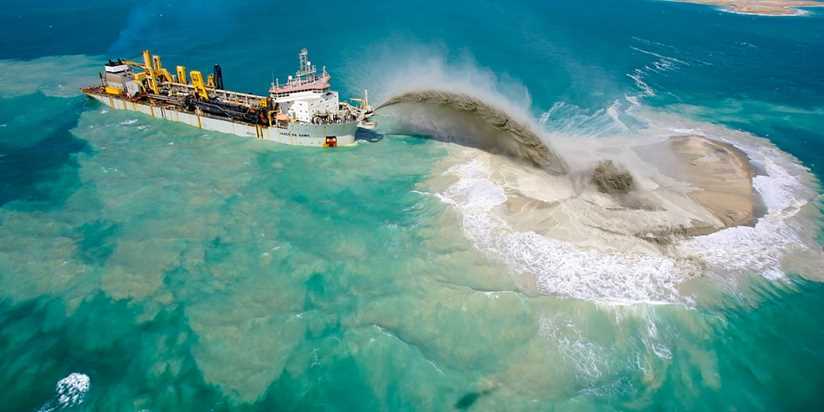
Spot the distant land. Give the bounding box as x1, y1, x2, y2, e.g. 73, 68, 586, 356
675, 0, 824, 15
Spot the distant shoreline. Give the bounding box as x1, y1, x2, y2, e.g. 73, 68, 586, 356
671, 0, 824, 16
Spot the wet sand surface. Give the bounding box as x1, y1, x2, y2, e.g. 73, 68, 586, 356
668, 136, 754, 227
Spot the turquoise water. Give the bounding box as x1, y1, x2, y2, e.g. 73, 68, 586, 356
1, 0, 824, 410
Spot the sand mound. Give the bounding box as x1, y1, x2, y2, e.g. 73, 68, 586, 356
432, 135, 757, 249
669, 136, 754, 227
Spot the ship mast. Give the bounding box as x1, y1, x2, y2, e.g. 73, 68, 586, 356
297, 48, 316, 82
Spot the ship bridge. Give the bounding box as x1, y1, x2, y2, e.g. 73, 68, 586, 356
269, 48, 330, 98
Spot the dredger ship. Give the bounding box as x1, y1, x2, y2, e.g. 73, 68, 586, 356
82, 48, 373, 147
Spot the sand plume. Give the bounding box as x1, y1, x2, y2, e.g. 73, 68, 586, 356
376, 90, 569, 175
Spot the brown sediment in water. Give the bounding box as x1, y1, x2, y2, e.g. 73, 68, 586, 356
673, 0, 824, 16
376, 90, 568, 175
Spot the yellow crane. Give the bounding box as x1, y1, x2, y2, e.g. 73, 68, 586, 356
176, 65, 187, 84
189, 71, 209, 99
119, 49, 214, 99
141, 50, 159, 94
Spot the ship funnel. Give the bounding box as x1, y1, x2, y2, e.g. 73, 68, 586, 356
213, 64, 224, 90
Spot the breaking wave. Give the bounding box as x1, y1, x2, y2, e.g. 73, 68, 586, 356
623, 37, 696, 101
37, 373, 90, 412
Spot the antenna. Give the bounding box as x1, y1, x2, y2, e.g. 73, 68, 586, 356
299, 48, 310, 75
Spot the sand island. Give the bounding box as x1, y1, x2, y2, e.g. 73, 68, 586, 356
376, 87, 824, 303
674, 0, 824, 15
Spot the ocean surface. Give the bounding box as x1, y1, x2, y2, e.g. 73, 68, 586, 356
1, 0, 823, 410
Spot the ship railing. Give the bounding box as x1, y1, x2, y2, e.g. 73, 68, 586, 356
309, 115, 357, 125
268, 73, 331, 95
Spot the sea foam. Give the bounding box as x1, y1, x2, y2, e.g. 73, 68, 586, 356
38, 373, 90, 412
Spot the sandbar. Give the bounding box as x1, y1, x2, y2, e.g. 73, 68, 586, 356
674, 0, 824, 16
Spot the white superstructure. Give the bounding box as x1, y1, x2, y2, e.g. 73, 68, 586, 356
276, 91, 341, 123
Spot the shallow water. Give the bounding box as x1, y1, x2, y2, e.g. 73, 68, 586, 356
1, 1, 824, 410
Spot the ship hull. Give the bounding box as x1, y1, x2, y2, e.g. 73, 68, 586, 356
86, 93, 358, 147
